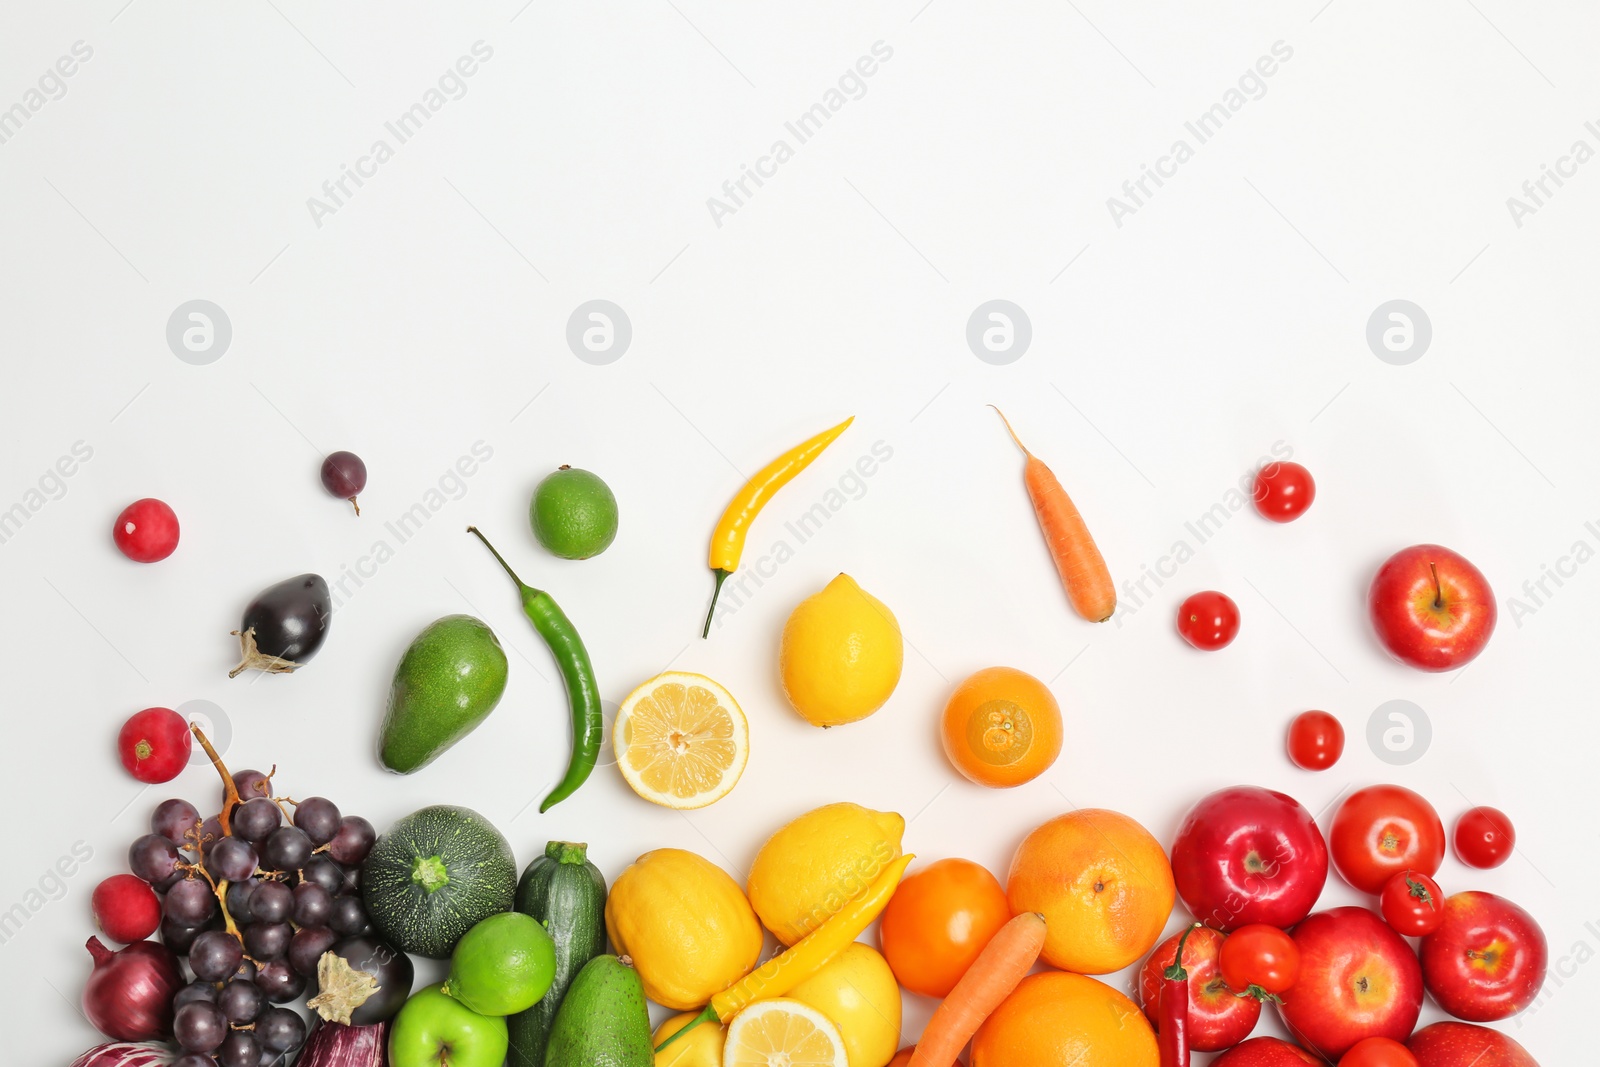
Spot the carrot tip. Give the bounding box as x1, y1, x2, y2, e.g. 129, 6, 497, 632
989, 405, 1031, 458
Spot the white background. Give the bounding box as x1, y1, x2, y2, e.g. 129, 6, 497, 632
2, 1, 1595, 1062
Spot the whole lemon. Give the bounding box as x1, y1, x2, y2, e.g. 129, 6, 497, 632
780, 573, 904, 727
789, 942, 902, 1067
748, 802, 905, 946
605, 849, 763, 1010
653, 1011, 725, 1067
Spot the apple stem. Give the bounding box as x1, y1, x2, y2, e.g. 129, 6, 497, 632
1429, 562, 1443, 609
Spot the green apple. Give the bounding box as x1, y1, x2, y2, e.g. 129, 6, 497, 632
389, 984, 508, 1067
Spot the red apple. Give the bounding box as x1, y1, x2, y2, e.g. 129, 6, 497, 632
1369, 544, 1496, 671
1137, 926, 1260, 1051
1421, 891, 1547, 1022
1211, 1036, 1321, 1066
1279, 907, 1423, 1059
1171, 786, 1329, 932
1407, 1022, 1539, 1066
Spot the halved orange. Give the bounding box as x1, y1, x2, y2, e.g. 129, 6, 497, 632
613, 672, 749, 809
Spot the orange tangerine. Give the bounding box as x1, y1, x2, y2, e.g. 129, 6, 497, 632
939, 667, 1062, 788
971, 971, 1157, 1067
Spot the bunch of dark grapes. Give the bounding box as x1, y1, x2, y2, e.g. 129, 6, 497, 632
127, 770, 377, 1067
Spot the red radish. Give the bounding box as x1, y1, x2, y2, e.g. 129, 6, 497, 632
93, 874, 162, 943
69, 1042, 175, 1067
118, 708, 191, 784
83, 937, 183, 1041
113, 499, 180, 562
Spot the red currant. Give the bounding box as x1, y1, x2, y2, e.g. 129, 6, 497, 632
1253, 461, 1316, 523
113, 498, 180, 562
1177, 591, 1240, 650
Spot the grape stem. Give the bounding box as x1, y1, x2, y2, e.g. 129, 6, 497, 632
189, 722, 246, 939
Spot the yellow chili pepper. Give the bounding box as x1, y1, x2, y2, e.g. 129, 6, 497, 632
655, 851, 914, 1052
700, 415, 854, 637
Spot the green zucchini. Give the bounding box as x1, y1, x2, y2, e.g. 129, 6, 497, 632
507, 841, 608, 1067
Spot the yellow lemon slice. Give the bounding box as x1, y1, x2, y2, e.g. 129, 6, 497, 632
614, 672, 749, 810
723, 999, 849, 1067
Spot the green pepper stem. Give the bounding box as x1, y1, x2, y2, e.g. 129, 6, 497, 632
467, 526, 536, 593
653, 1004, 717, 1054
701, 569, 730, 638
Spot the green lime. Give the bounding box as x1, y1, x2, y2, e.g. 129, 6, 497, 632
442, 912, 556, 1017
529, 466, 618, 559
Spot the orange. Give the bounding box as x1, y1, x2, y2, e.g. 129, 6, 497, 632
889, 1050, 964, 1067
971, 971, 1157, 1067
879, 858, 1011, 998
939, 667, 1062, 788
1005, 808, 1175, 974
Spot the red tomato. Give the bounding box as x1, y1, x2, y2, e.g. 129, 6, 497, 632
879, 858, 1011, 998
1286, 711, 1344, 771
1177, 591, 1240, 651
1329, 785, 1445, 894
1453, 806, 1515, 869
1378, 870, 1444, 936
1338, 1036, 1419, 1067
1218, 923, 1301, 996
1254, 461, 1316, 523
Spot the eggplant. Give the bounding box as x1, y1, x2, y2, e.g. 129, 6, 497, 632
306, 935, 413, 1026
229, 573, 331, 677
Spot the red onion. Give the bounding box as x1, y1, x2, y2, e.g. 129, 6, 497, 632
68, 1042, 175, 1067
297, 1020, 388, 1067
82, 936, 182, 1041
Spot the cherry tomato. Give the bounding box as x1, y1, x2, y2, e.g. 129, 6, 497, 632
1338, 1036, 1419, 1067
879, 858, 1011, 998
1177, 591, 1240, 651
1286, 710, 1344, 770
1253, 461, 1316, 522
1218, 923, 1300, 996
1378, 870, 1444, 937
1454, 806, 1515, 869
1329, 785, 1445, 894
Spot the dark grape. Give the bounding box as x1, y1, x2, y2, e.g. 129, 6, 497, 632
338, 863, 360, 895
249, 880, 292, 924
152, 798, 202, 844
207, 837, 259, 883
218, 1029, 261, 1067
173, 981, 219, 1009
165, 878, 217, 925
233, 797, 282, 843
190, 929, 245, 982
243, 921, 292, 960
257, 1007, 307, 1052
293, 797, 341, 845
292, 882, 332, 927
232, 957, 258, 983
255, 959, 305, 1002
329, 894, 370, 936
232, 769, 272, 803
161, 913, 217, 954
129, 833, 181, 883
219, 977, 266, 1024
225, 878, 257, 924
289, 925, 339, 977
174, 1001, 228, 1053
172, 1054, 217, 1067
199, 815, 224, 854
263, 826, 311, 870
328, 816, 375, 866
301, 856, 343, 896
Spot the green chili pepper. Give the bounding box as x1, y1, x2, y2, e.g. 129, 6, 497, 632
467, 526, 602, 812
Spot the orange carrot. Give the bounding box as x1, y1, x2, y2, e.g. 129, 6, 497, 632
992, 407, 1116, 622
909, 911, 1047, 1067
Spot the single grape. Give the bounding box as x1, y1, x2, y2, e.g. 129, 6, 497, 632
152, 798, 202, 844
165, 878, 217, 926
129, 833, 181, 883
289, 925, 339, 977
190, 929, 245, 982
232, 797, 282, 843
328, 816, 376, 866
338, 863, 360, 896
172, 1054, 217, 1067
255, 959, 306, 1003
300, 856, 343, 896
329, 894, 370, 936
293, 797, 341, 845
173, 982, 219, 1010
231, 957, 258, 983
232, 769, 273, 803
174, 1001, 228, 1053
225, 878, 257, 924
320, 451, 368, 514
199, 815, 224, 854
207, 837, 259, 883
243, 921, 292, 960
257, 1007, 307, 1052
218, 1029, 261, 1067
292, 883, 332, 927
263, 826, 312, 870
218, 977, 266, 1024
249, 880, 292, 924
161, 914, 216, 954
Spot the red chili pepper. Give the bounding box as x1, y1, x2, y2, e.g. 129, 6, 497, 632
1159, 923, 1201, 1067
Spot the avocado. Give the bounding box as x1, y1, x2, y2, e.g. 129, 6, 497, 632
379, 615, 509, 774
544, 954, 652, 1067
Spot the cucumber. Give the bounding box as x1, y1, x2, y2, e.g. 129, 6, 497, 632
507, 841, 608, 1067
